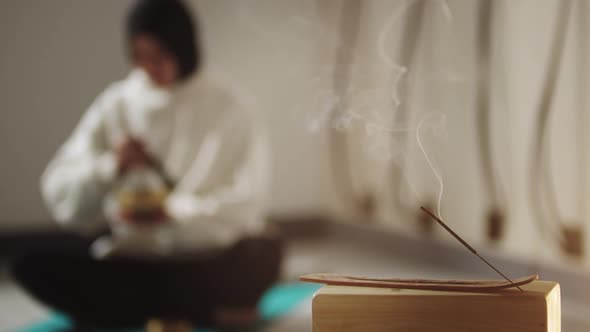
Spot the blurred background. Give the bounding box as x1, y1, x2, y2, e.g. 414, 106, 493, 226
1, 0, 590, 331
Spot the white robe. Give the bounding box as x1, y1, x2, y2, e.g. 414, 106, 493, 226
41, 69, 270, 255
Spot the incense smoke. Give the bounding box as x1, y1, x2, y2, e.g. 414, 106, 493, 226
416, 113, 447, 218
305, 0, 451, 218
239, 0, 452, 218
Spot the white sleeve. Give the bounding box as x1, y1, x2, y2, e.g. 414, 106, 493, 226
40, 87, 120, 230
165, 107, 263, 230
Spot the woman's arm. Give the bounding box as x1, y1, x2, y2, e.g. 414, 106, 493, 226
165, 106, 265, 229
40, 86, 121, 230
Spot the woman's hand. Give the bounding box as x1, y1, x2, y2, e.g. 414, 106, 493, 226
116, 137, 152, 175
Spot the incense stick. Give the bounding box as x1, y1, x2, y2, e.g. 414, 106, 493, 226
420, 206, 524, 292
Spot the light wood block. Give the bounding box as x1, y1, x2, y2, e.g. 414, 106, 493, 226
311, 280, 560, 332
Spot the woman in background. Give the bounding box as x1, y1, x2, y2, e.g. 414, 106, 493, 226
12, 0, 281, 329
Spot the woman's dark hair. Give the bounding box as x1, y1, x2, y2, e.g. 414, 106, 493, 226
127, 0, 200, 80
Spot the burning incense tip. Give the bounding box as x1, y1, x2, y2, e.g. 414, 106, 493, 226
419, 206, 524, 292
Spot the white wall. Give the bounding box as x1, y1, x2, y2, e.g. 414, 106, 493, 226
193, 0, 330, 217
0, 0, 329, 230
0, 1, 129, 229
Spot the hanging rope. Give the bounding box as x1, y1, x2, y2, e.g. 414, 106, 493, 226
327, 0, 367, 216
475, 0, 510, 241
475, 0, 505, 211
575, 0, 588, 233
389, 0, 428, 220
529, 0, 573, 245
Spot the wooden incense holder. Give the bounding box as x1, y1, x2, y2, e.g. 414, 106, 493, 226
300, 273, 538, 292
309, 280, 560, 332
304, 207, 560, 330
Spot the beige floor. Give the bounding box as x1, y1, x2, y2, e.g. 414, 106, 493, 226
0, 265, 48, 331
1, 233, 589, 331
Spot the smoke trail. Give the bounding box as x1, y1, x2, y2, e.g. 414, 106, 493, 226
416, 114, 447, 218
377, 0, 415, 110
376, 0, 452, 111
377, 0, 450, 218
281, 0, 451, 220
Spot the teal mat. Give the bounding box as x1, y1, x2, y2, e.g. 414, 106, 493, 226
17, 282, 321, 332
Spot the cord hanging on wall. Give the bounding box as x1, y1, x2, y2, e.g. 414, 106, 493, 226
475, 0, 507, 242
529, 0, 584, 258
384, 0, 429, 232
327, 0, 376, 220
571, 0, 589, 257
